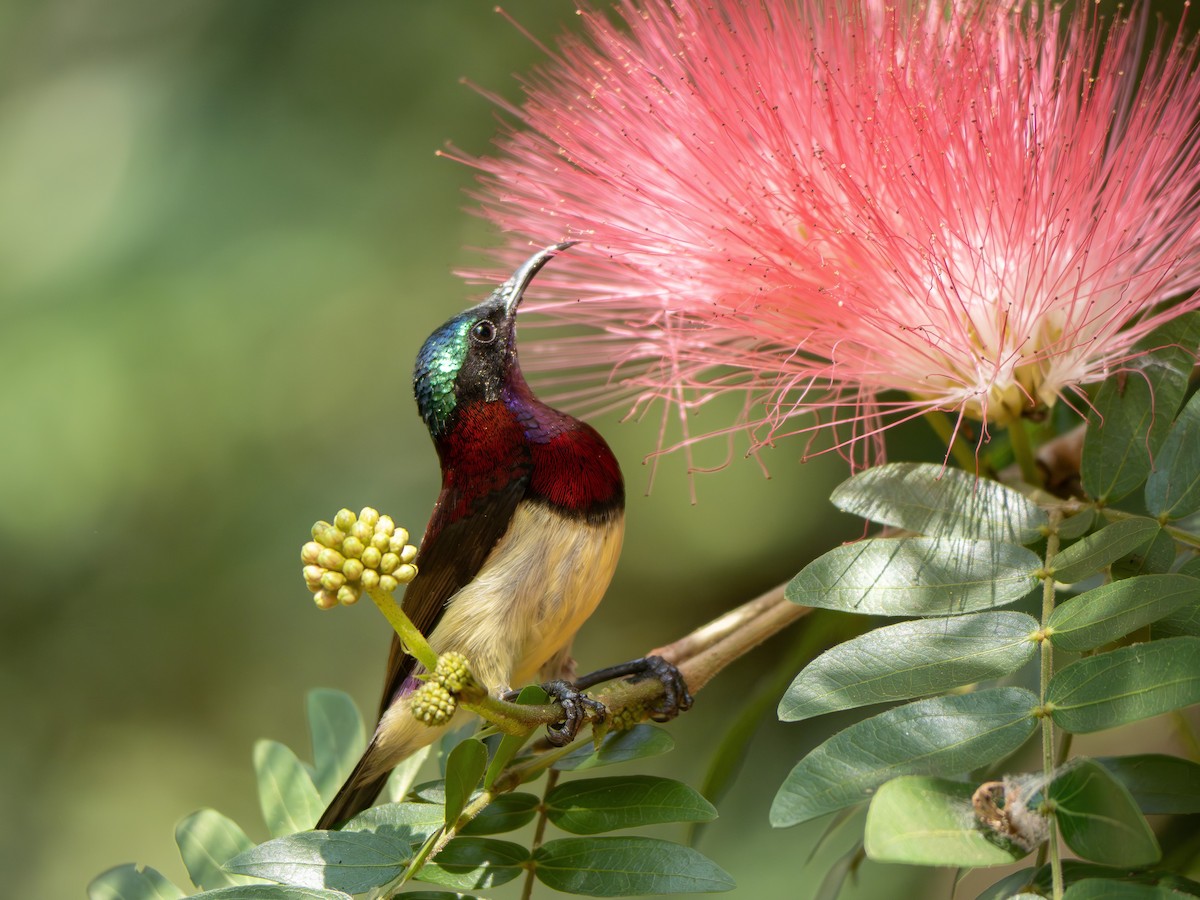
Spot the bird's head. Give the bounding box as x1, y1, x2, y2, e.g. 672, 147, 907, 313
413, 242, 574, 436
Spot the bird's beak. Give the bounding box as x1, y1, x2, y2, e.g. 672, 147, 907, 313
501, 241, 578, 317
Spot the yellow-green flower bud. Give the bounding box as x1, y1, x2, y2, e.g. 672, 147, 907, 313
389, 530, 411, 552
334, 508, 357, 532
301, 541, 323, 565
411, 681, 456, 726
380, 552, 399, 574
303, 565, 325, 587
320, 570, 346, 592
370, 531, 390, 552
313, 589, 338, 610
317, 547, 346, 570
435, 651, 472, 693
318, 526, 345, 549
379, 574, 398, 593
350, 520, 373, 544
398, 544, 417, 565
311, 520, 332, 541
361, 569, 380, 590
395, 563, 418, 583
361, 546, 382, 570
342, 558, 364, 581
609, 702, 645, 731
359, 507, 380, 529
337, 584, 361, 606
341, 536, 365, 559
377, 515, 396, 536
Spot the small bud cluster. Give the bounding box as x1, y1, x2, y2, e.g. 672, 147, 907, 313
410, 652, 476, 726
608, 700, 646, 732
301, 507, 418, 609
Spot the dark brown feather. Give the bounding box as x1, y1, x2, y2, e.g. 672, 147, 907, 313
376, 468, 531, 717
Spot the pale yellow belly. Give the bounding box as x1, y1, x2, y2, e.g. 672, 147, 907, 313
370, 503, 623, 775
427, 502, 624, 691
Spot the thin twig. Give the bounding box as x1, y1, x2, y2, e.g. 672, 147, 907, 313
520, 769, 560, 900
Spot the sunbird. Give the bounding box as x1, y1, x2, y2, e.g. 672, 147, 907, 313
318, 243, 688, 828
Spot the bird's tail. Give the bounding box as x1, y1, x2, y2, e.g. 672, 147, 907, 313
316, 701, 457, 830
316, 740, 393, 830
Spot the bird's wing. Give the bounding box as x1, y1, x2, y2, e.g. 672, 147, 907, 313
375, 463, 531, 717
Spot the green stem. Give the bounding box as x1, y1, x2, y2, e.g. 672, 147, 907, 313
365, 586, 438, 672
1008, 419, 1043, 487
460, 690, 581, 737
387, 783, 500, 894
520, 769, 560, 900
1040, 513, 1064, 900
920, 407, 978, 472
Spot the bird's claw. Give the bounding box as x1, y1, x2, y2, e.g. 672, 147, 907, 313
629, 655, 693, 722
539, 680, 607, 746
569, 654, 693, 723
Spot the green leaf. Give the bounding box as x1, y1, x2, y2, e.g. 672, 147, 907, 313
484, 685, 546, 789
863, 776, 1027, 867
1035, 759, 1160, 867
1063, 881, 1180, 899
1047, 574, 1199, 651
225, 830, 409, 894
786, 537, 1040, 617
1051, 518, 1161, 584
830, 463, 1048, 544
812, 842, 864, 900
342, 801, 445, 842
1147, 390, 1200, 520
443, 739, 487, 828
254, 740, 325, 837
1082, 312, 1200, 503
545, 775, 717, 835
306, 689, 366, 803
1156, 597, 1200, 638
978, 862, 1200, 899
691, 611, 854, 846
1111, 529, 1178, 579
1156, 557, 1200, 636
385, 745, 431, 802
553, 724, 675, 771
974, 868, 1046, 900
1048, 636, 1200, 733
175, 809, 257, 890
533, 836, 734, 895
402, 894, 482, 900
415, 837, 529, 890
1057, 509, 1098, 541
411, 780, 449, 803
780, 612, 1038, 721
1083, 380, 1158, 504
770, 687, 1037, 827
88, 864, 185, 900
1096, 754, 1200, 815
459, 792, 540, 835
190, 887, 353, 899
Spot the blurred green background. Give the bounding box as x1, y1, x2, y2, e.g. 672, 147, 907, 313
1, 2, 1193, 898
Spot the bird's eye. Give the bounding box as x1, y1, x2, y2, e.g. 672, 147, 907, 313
471, 320, 497, 344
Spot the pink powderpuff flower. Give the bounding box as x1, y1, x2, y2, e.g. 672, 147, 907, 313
449, 0, 1200, 472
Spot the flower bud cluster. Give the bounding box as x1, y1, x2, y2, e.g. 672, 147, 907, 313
301, 507, 418, 609
411, 652, 476, 726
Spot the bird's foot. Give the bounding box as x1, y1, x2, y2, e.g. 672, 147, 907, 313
573, 655, 693, 723
539, 680, 607, 746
